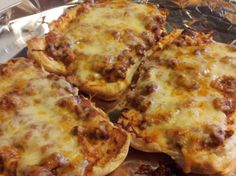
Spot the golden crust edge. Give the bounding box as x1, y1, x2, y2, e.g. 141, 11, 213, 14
27, 38, 67, 75
68, 60, 141, 101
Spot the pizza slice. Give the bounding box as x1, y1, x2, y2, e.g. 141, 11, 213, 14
27, 0, 167, 101
118, 30, 236, 175
0, 58, 130, 176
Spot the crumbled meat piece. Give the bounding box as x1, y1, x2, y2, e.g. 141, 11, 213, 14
135, 44, 147, 56
153, 27, 162, 41
202, 126, 233, 148
88, 122, 110, 140
40, 153, 68, 171
75, 104, 92, 119
123, 30, 142, 47
220, 56, 233, 64
213, 98, 235, 115
174, 73, 200, 91
150, 113, 171, 124
0, 147, 19, 176
0, 63, 11, 76
138, 117, 151, 130
144, 15, 165, 41
93, 56, 114, 77
72, 122, 110, 141
144, 15, 164, 31
57, 97, 77, 111
211, 76, 236, 95
127, 92, 151, 112
58, 97, 98, 119
203, 134, 224, 148
110, 64, 128, 80
0, 91, 22, 111
45, 32, 75, 65
141, 84, 157, 96
228, 45, 236, 52
75, 98, 98, 119
225, 130, 234, 139
24, 166, 54, 176
96, 50, 134, 82
111, 31, 121, 40
52, 79, 77, 94
173, 30, 212, 47
40, 144, 54, 154
141, 32, 156, 47
155, 58, 178, 69
70, 126, 86, 136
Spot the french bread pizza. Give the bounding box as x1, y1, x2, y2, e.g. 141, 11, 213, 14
27, 0, 167, 101
118, 30, 236, 175
0, 58, 130, 176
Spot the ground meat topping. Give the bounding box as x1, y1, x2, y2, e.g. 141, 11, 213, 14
127, 91, 151, 112
0, 90, 23, 111
202, 126, 234, 149
95, 50, 135, 82
57, 97, 77, 111
173, 29, 212, 47
211, 76, 236, 95
0, 147, 20, 176
135, 43, 148, 56
45, 32, 76, 65
57, 96, 98, 119
144, 15, 165, 41
72, 122, 110, 141
174, 73, 200, 91
141, 32, 156, 47
88, 121, 110, 140
0, 63, 11, 76
213, 98, 235, 115
141, 84, 158, 96
75, 98, 98, 119
155, 58, 178, 69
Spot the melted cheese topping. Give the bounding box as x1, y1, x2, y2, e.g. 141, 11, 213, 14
138, 42, 236, 132
119, 35, 236, 174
